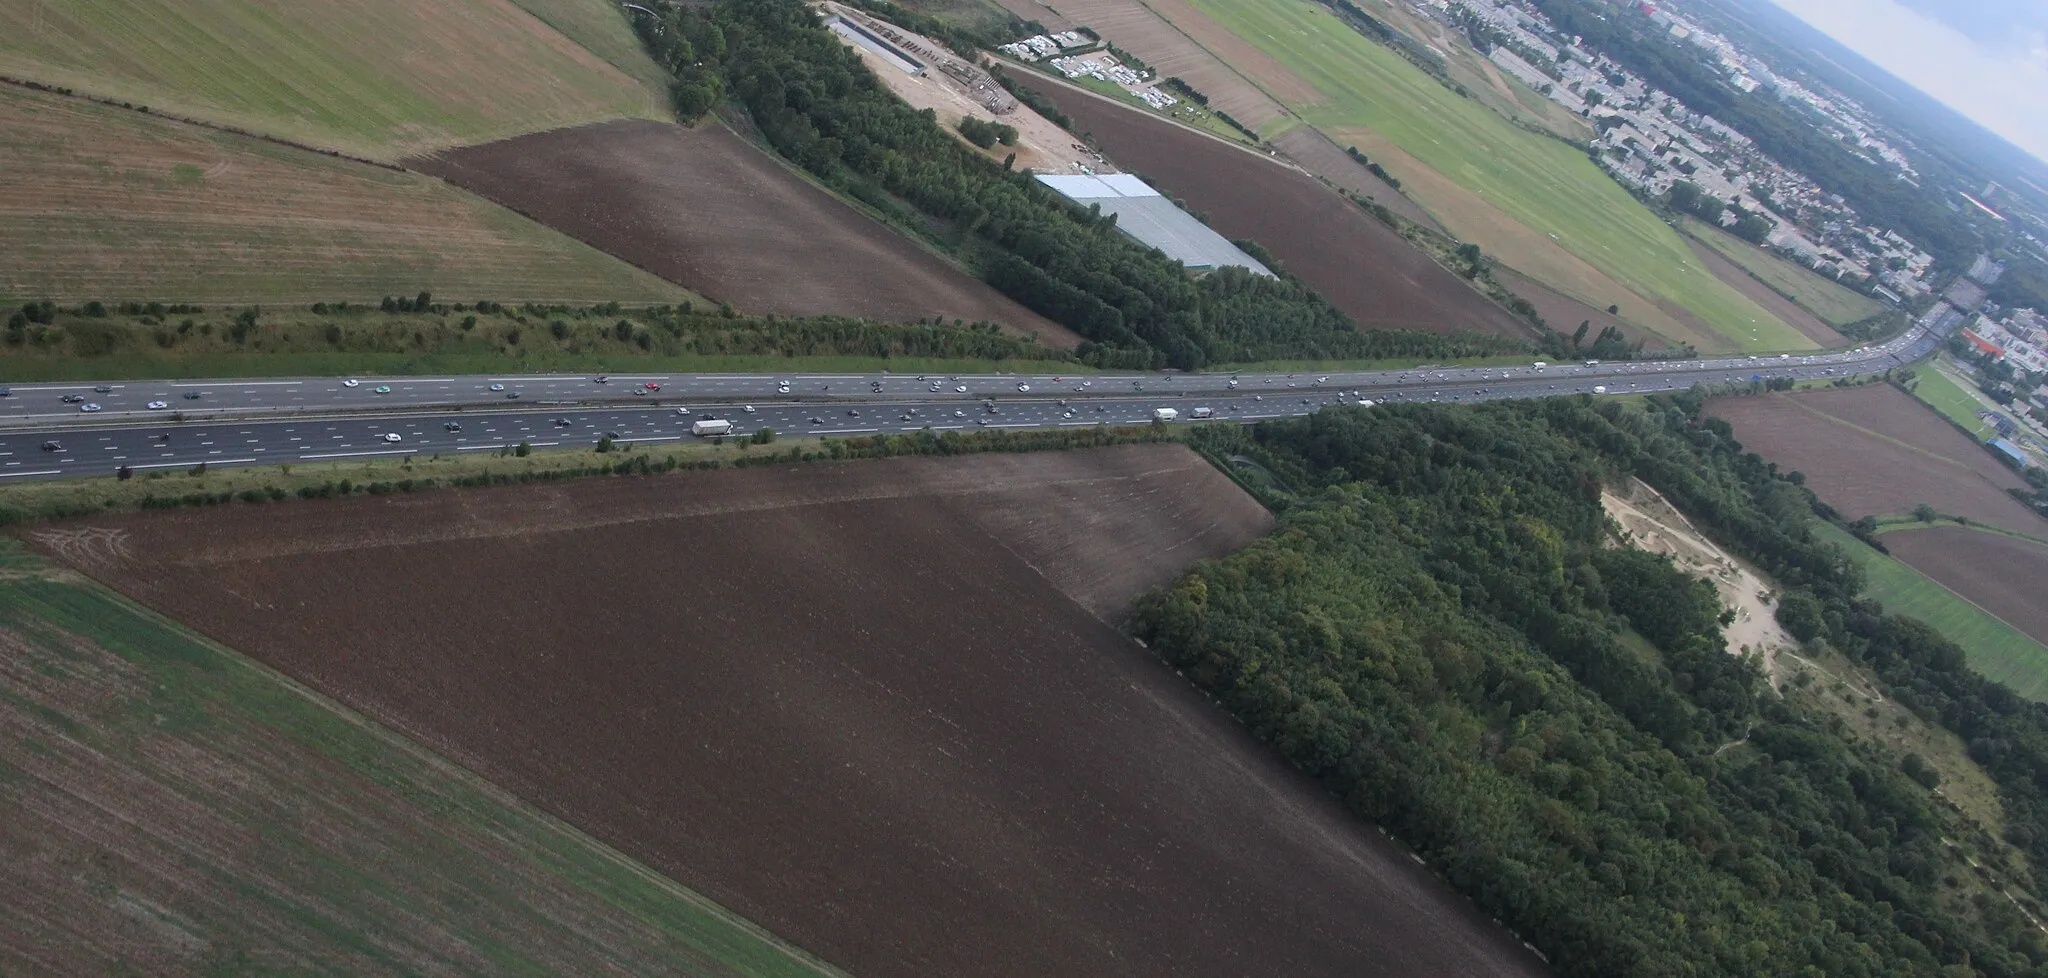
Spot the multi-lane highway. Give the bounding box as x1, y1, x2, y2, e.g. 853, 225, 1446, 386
0, 321, 1946, 482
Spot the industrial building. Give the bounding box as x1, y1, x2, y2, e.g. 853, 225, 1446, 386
1034, 174, 1273, 276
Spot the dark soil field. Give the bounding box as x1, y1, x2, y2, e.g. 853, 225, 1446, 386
1492, 266, 1649, 347
1013, 76, 1534, 339
1271, 125, 1440, 229
1708, 385, 2047, 535
1684, 239, 1845, 347
412, 120, 1077, 347
38, 446, 1545, 978
1881, 527, 2048, 648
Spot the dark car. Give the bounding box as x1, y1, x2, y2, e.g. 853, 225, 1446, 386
183, 391, 202, 400
0, 387, 12, 396
41, 441, 62, 452
443, 422, 462, 432
61, 394, 85, 403
553, 418, 573, 427
93, 385, 113, 394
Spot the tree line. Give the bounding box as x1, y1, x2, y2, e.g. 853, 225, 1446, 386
1139, 395, 2048, 976
630, 0, 1527, 369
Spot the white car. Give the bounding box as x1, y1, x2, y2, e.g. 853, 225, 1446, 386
955, 385, 968, 393
146, 400, 168, 410
383, 433, 402, 443
1017, 383, 1030, 392
343, 379, 360, 388
489, 383, 505, 392
80, 403, 102, 413
743, 405, 756, 413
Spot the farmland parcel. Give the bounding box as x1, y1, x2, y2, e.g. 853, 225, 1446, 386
0, 0, 664, 160
0, 87, 686, 304
0, 540, 840, 977
44, 446, 1546, 978
1169, 0, 1811, 351
413, 120, 1077, 344
1014, 75, 1533, 339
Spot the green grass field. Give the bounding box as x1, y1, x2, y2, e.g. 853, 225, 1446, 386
0, 0, 664, 159
1813, 520, 2048, 700
1680, 218, 1886, 327
1180, 0, 1812, 353
1909, 363, 1996, 439
0, 539, 846, 976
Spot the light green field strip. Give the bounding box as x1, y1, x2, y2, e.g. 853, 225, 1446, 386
1180, 0, 1813, 352
1812, 520, 2048, 700
508, 0, 674, 95
0, 0, 664, 159
0, 540, 847, 977
1910, 362, 1997, 439
1680, 217, 1885, 327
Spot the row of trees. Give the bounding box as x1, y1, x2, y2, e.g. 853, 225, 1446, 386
1140, 396, 2048, 975
1669, 180, 1773, 244
630, 0, 1527, 369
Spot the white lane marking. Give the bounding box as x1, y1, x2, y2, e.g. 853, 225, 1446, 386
126, 458, 258, 470
0, 469, 63, 478
173, 380, 299, 387
298, 449, 416, 460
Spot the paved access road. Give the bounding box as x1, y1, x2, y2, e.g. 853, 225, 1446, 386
0, 322, 1944, 482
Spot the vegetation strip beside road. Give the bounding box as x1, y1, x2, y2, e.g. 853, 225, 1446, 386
0, 539, 849, 976
1677, 216, 1886, 328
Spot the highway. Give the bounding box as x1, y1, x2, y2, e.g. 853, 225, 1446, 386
0, 321, 1946, 482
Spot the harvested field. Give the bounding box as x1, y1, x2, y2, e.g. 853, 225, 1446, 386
1270, 125, 1438, 229
1684, 238, 1845, 347
1878, 527, 2048, 688
43, 446, 1546, 978
0, 541, 840, 977
413, 120, 1077, 346
1706, 385, 2047, 535
0, 87, 686, 304
994, 0, 1312, 131
1492, 266, 1652, 348
1015, 76, 1533, 338
0, 0, 663, 160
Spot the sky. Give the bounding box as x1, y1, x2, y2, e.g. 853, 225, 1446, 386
1770, 0, 2048, 165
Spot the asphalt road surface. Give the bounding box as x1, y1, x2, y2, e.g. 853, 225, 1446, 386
0, 323, 1945, 482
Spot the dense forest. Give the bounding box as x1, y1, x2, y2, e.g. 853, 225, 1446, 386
631, 0, 1528, 369
1142, 395, 2048, 976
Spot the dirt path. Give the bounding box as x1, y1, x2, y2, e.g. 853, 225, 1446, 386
1603, 478, 1796, 685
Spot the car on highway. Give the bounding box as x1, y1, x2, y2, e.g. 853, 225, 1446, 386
955, 385, 967, 393
593, 375, 609, 384
80, 403, 102, 413
0, 387, 9, 396
61, 394, 85, 403
847, 409, 861, 416
632, 388, 647, 396
743, 405, 756, 413
383, 433, 402, 443
444, 422, 462, 432
645, 382, 661, 391
1017, 383, 1030, 392
183, 391, 201, 399
40, 441, 61, 452
504, 391, 520, 399
489, 383, 505, 392
373, 385, 391, 394
953, 409, 965, 417
93, 385, 113, 394
554, 418, 574, 427
343, 379, 359, 388
146, 400, 168, 410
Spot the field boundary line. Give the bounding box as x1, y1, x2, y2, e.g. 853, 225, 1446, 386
22, 552, 856, 978
1773, 392, 1980, 473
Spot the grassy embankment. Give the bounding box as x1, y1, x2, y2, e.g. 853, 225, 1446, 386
1906, 361, 1998, 439
0, 539, 846, 976
1181, 0, 1813, 353
1812, 519, 2048, 700
1678, 217, 1887, 327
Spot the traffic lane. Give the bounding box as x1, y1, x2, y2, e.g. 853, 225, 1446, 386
0, 326, 1935, 425
0, 367, 1848, 482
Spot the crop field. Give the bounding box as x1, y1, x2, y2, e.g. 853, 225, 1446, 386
1269, 126, 1439, 228
1680, 218, 1886, 327
0, 0, 662, 160
0, 540, 842, 976
1178, 0, 1811, 352
1876, 526, 2048, 696
413, 120, 1078, 346
42, 446, 1546, 978
0, 88, 685, 305
993, 0, 1311, 132
1015, 76, 1533, 338
1682, 238, 1845, 346
1706, 385, 2046, 535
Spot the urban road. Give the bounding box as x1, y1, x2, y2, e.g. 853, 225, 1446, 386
0, 323, 1944, 482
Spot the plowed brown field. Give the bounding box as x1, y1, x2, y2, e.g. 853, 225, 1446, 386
412, 120, 1077, 346
1707, 385, 2046, 535
1881, 527, 2048, 648
40, 447, 1546, 978
1014, 76, 1532, 339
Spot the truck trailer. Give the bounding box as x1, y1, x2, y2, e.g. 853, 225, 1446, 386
1153, 408, 1179, 422
691, 419, 735, 436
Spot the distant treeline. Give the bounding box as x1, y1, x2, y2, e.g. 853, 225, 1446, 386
1148, 394, 2048, 976
631, 0, 1527, 369
1, 297, 1068, 364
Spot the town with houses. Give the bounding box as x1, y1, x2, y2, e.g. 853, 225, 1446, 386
1423, 0, 1942, 306
1000, 31, 1182, 110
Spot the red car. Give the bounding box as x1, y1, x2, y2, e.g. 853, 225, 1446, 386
644, 382, 661, 391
